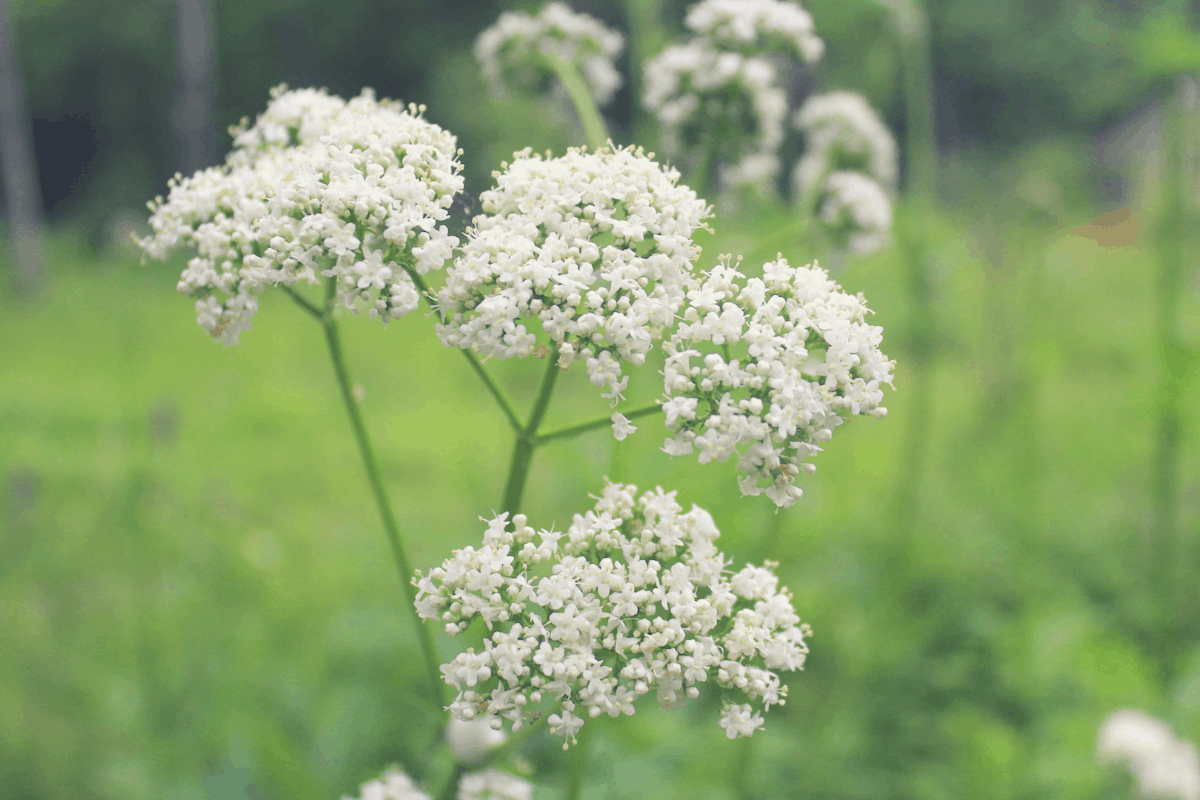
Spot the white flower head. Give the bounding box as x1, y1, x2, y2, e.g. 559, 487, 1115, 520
815, 171, 893, 256
793, 91, 898, 195
1098, 710, 1200, 800
644, 41, 788, 169
685, 0, 825, 63
415, 482, 812, 747
662, 255, 894, 507
436, 144, 712, 411
475, 3, 625, 107
139, 87, 464, 343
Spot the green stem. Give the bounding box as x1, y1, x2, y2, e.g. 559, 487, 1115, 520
563, 721, 593, 800
1152, 78, 1189, 606
502, 349, 563, 515
319, 294, 445, 708
537, 403, 662, 445
544, 52, 611, 151
280, 283, 323, 320
408, 269, 525, 433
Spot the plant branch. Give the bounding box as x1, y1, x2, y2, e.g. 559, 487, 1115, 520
502, 349, 563, 515
536, 403, 662, 445
280, 283, 323, 320
320, 299, 445, 709
544, 51, 610, 152
408, 269, 525, 433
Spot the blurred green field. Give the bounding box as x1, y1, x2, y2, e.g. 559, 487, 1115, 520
2, 198, 1198, 799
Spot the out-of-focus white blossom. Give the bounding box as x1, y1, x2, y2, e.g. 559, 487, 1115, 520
815, 172, 893, 255
662, 255, 894, 507
793, 91, 898, 195
685, 0, 824, 63
342, 768, 432, 800
644, 41, 787, 172
414, 482, 811, 746
457, 769, 533, 800
139, 87, 464, 343
342, 767, 533, 800
1098, 710, 1200, 800
475, 3, 625, 107
436, 144, 711, 410
446, 717, 507, 766
718, 152, 782, 202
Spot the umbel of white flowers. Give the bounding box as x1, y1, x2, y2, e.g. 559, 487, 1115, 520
138, 86, 464, 343
475, 2, 625, 107
644, 0, 824, 196
662, 255, 893, 507
415, 482, 811, 747
1097, 710, 1200, 800
435, 144, 712, 408
342, 766, 531, 800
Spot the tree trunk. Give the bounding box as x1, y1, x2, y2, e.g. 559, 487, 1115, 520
0, 0, 44, 297
174, 0, 216, 176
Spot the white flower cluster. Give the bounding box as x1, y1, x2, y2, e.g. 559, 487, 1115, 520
1098, 710, 1200, 800
475, 2, 625, 107
139, 87, 463, 343
227, 85, 346, 160
793, 91, 898, 195
435, 145, 711, 407
414, 482, 811, 746
816, 172, 894, 256
662, 256, 894, 507
685, 0, 824, 63
342, 767, 531, 800
643, 41, 787, 186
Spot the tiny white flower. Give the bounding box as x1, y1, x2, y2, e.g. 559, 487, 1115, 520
815, 171, 893, 255
686, 0, 825, 63
611, 412, 637, 441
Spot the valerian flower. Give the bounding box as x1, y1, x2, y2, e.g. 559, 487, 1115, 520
815, 172, 894, 256
792, 91, 898, 196
475, 2, 625, 107
414, 482, 812, 747
685, 0, 824, 64
435, 144, 711, 409
1097, 710, 1200, 800
662, 256, 894, 507
138, 86, 463, 343
643, 41, 787, 184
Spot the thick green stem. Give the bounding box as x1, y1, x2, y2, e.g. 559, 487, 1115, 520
544, 52, 611, 151
502, 350, 563, 515
537, 403, 662, 445
320, 304, 445, 708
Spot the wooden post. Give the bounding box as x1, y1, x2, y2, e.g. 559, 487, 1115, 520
0, 0, 44, 297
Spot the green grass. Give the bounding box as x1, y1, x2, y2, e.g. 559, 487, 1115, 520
1, 206, 1197, 800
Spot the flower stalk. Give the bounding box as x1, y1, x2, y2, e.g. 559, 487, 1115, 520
543, 50, 611, 151
502, 347, 564, 515
320, 281, 445, 708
